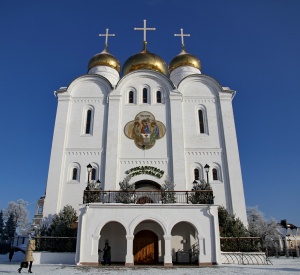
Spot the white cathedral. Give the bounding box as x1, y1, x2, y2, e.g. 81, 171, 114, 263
43, 21, 247, 266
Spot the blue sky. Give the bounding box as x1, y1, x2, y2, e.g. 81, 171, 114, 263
0, 0, 299, 226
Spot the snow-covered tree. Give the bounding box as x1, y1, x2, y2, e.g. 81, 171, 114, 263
218, 206, 249, 237
189, 179, 214, 204
115, 175, 135, 203
3, 199, 29, 233
5, 212, 17, 243
247, 206, 280, 249
41, 205, 78, 237
161, 176, 176, 203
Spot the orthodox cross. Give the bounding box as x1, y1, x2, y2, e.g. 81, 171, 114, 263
99, 28, 115, 47
134, 20, 156, 42
174, 28, 190, 48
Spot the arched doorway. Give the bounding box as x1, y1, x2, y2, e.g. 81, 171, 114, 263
135, 180, 161, 204
135, 180, 161, 190
134, 230, 158, 264
136, 197, 153, 204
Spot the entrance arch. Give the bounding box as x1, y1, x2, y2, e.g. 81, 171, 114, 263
99, 221, 127, 264
135, 180, 161, 190
133, 230, 158, 264
134, 180, 161, 204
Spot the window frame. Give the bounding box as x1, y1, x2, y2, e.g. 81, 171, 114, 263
129, 91, 134, 103
82, 106, 95, 136
156, 91, 162, 103
68, 163, 81, 183
142, 87, 148, 103
196, 106, 208, 135
194, 168, 200, 181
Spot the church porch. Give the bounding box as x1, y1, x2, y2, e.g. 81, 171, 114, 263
75, 203, 221, 267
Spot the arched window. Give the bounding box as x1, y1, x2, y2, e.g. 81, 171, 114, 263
72, 168, 78, 180
85, 110, 92, 134
91, 168, 96, 181
198, 110, 204, 133
194, 169, 200, 181
129, 91, 134, 103
213, 168, 218, 180
143, 88, 148, 103
156, 91, 161, 103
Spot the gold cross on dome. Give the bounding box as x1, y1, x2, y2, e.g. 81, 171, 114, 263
134, 20, 156, 42
174, 28, 190, 48
99, 28, 115, 47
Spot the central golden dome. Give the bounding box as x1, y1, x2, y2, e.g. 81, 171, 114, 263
122, 42, 168, 76
88, 47, 120, 73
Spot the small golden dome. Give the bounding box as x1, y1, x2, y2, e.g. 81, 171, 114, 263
169, 47, 201, 73
88, 47, 121, 73
122, 42, 168, 76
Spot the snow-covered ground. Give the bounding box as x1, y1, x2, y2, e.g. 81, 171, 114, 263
1, 251, 300, 274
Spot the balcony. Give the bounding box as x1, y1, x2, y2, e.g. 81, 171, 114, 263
83, 190, 214, 205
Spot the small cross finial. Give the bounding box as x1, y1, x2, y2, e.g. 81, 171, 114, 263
174, 28, 190, 48
134, 19, 156, 43
99, 28, 115, 48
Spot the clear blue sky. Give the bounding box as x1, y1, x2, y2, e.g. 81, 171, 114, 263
1, 0, 299, 226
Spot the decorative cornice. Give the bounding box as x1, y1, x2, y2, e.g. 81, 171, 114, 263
120, 159, 168, 165
65, 149, 102, 156
185, 148, 222, 156
72, 99, 102, 104
183, 98, 215, 103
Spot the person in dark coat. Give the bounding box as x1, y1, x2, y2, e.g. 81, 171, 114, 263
102, 243, 111, 265
8, 246, 14, 261
18, 239, 35, 273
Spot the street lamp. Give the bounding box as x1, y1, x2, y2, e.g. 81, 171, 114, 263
86, 164, 92, 184
204, 164, 210, 184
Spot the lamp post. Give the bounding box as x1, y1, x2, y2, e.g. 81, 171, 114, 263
204, 164, 210, 184
86, 164, 92, 184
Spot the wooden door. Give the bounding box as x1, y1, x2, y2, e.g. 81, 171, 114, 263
134, 230, 158, 264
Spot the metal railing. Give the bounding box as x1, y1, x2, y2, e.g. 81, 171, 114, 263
220, 237, 262, 252
34, 237, 77, 252
83, 190, 214, 205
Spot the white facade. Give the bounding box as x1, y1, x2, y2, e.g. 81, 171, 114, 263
43, 32, 247, 266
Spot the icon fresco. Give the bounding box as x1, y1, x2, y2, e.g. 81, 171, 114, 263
124, 111, 166, 150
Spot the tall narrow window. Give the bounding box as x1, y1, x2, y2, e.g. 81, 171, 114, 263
213, 168, 218, 180
91, 168, 96, 181
38, 205, 43, 215
194, 169, 200, 181
156, 91, 161, 103
129, 91, 134, 103
198, 110, 204, 133
143, 88, 148, 103
85, 110, 92, 134
72, 168, 78, 180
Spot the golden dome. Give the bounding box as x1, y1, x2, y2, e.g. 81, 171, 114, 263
122, 42, 168, 76
88, 47, 121, 73
169, 47, 201, 73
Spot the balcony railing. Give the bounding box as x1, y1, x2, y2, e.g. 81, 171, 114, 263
83, 190, 214, 205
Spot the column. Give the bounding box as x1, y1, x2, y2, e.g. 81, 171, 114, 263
197, 235, 204, 266
163, 235, 173, 266
125, 235, 134, 267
